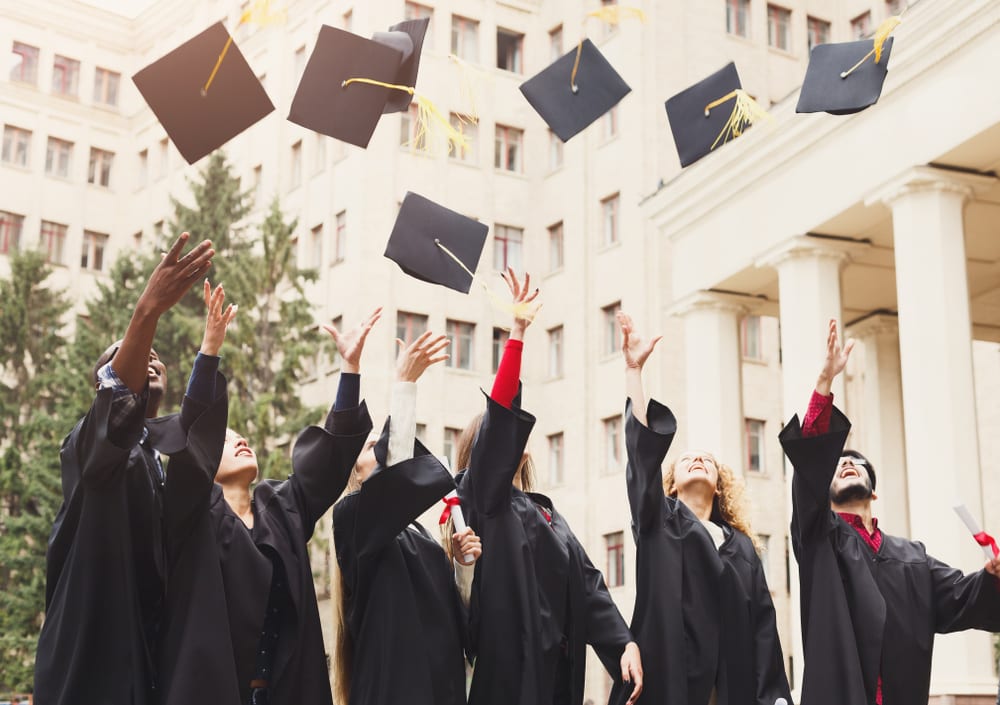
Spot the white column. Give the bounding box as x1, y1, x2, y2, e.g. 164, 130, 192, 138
671, 291, 746, 472
845, 314, 909, 536
868, 165, 996, 698
756, 236, 851, 697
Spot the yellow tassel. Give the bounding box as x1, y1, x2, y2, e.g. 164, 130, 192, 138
704, 89, 772, 150
434, 239, 541, 322
585, 5, 647, 25
840, 12, 903, 79
448, 54, 487, 124
204, 0, 287, 94
342, 77, 470, 156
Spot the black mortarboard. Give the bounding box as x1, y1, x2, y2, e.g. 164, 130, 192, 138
519, 38, 631, 143
384, 192, 489, 294
796, 37, 895, 115
664, 62, 745, 168
288, 25, 404, 148
372, 17, 430, 114
132, 22, 274, 165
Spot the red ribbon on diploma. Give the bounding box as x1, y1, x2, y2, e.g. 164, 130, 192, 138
973, 531, 999, 558
440, 495, 461, 525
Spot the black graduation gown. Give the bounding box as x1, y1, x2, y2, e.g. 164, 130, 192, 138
780, 405, 1000, 705
610, 398, 791, 705
332, 421, 467, 705
157, 401, 372, 705
35, 377, 228, 705
458, 393, 634, 705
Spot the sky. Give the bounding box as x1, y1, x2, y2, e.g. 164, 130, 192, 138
77, 0, 160, 19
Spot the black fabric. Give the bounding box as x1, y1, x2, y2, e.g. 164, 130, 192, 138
780, 405, 1000, 705
157, 401, 372, 705
458, 392, 633, 705
35, 374, 229, 705
332, 418, 466, 705
609, 398, 791, 705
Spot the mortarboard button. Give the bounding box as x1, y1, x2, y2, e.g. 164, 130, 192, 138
372, 17, 430, 114
288, 25, 404, 148
132, 22, 274, 165
384, 192, 489, 294
796, 37, 895, 115
519, 38, 631, 143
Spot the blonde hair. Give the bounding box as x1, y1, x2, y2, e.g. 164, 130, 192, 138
332, 466, 363, 705
663, 457, 762, 554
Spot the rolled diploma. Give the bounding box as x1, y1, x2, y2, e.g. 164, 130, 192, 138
953, 504, 997, 559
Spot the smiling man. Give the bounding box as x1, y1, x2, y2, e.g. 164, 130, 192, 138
780, 319, 1000, 705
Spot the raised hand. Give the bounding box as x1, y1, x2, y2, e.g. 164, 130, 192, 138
620, 641, 644, 705
452, 527, 483, 566
502, 267, 541, 340
816, 319, 855, 396
323, 307, 383, 374
138, 232, 215, 317
395, 331, 450, 383
617, 311, 662, 371
200, 280, 238, 357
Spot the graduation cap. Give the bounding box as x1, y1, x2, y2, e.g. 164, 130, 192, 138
664, 62, 770, 168
372, 17, 430, 114
384, 192, 489, 294
519, 39, 631, 143
796, 23, 897, 115
132, 22, 275, 164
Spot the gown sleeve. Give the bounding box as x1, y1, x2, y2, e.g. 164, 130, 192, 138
930, 553, 1000, 633
750, 555, 792, 705
579, 540, 633, 665
465, 392, 536, 517
624, 397, 677, 535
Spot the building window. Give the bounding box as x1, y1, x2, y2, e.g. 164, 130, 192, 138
10, 42, 39, 84
446, 319, 475, 370
726, 0, 751, 38
158, 138, 168, 179
45, 137, 73, 178
746, 418, 765, 472
601, 193, 620, 246
80, 230, 109, 272
605, 531, 625, 587
334, 210, 347, 262
851, 11, 872, 39
310, 224, 323, 266
137, 149, 148, 187
548, 130, 564, 171
314, 132, 326, 173
496, 28, 524, 73
602, 302, 621, 355
397, 311, 429, 350
451, 15, 479, 62
493, 224, 523, 271
741, 315, 762, 360
767, 5, 791, 51
0, 211, 24, 254
602, 106, 619, 141
39, 221, 67, 265
492, 327, 509, 373
52, 54, 80, 97
807, 16, 831, 50
494, 125, 523, 172
2, 125, 31, 167
443, 426, 461, 469
548, 326, 564, 378
548, 432, 564, 485
549, 25, 564, 60
290, 140, 302, 189
88, 148, 114, 187
603, 415, 623, 473
93, 67, 120, 106
758, 533, 771, 582
253, 164, 263, 205
548, 221, 564, 271
449, 113, 477, 162
405, 2, 434, 41
400, 103, 424, 149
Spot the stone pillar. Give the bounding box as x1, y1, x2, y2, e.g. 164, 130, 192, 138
671, 291, 747, 472
868, 165, 996, 698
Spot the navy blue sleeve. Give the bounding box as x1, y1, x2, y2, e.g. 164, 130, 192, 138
334, 372, 360, 411
185, 353, 220, 406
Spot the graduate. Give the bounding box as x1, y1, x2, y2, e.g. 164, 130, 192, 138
456, 271, 642, 705
780, 319, 1000, 705
34, 233, 223, 705
332, 330, 481, 705
156, 305, 381, 705
612, 312, 791, 705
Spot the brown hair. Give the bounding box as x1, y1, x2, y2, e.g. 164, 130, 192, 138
331, 465, 364, 705
663, 457, 762, 554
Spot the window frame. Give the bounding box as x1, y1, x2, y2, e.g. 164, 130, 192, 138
45, 137, 73, 178
445, 319, 475, 370
88, 147, 114, 187
51, 54, 80, 97
601, 193, 620, 246
80, 230, 109, 272
745, 418, 766, 473
766, 4, 792, 51
548, 221, 564, 272
0, 211, 25, 254
496, 27, 525, 74
10, 42, 39, 84
726, 0, 751, 38
494, 124, 524, 173
451, 15, 480, 62
604, 530, 626, 587
93, 67, 120, 107
39, 220, 67, 265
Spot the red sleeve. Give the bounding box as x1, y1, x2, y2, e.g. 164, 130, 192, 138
801, 390, 833, 437
490, 338, 523, 409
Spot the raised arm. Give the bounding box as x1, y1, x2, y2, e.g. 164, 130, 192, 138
932, 552, 1000, 634
490, 267, 539, 408
387, 330, 449, 465
617, 311, 674, 535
